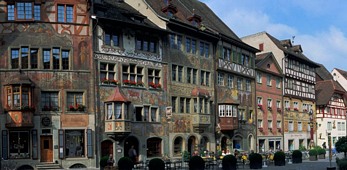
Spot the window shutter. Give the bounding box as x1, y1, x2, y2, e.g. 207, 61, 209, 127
87, 129, 93, 158
59, 129, 64, 159
32, 130, 38, 159
2, 130, 8, 160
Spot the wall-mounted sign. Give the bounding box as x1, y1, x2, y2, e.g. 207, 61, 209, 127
41, 117, 51, 127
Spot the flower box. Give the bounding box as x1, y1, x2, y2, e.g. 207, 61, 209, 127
294, 108, 299, 111
257, 104, 263, 109
102, 79, 118, 85
285, 108, 291, 111
277, 108, 281, 112
69, 104, 86, 112
303, 109, 308, 112
278, 128, 282, 132
258, 127, 263, 132
267, 107, 272, 111
149, 82, 162, 89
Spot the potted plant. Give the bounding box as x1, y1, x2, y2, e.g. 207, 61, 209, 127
292, 150, 302, 163
317, 147, 326, 159
222, 155, 237, 170
118, 157, 134, 170
309, 149, 318, 161
274, 151, 285, 166
189, 156, 205, 170
100, 156, 109, 169
249, 152, 262, 169
148, 158, 165, 170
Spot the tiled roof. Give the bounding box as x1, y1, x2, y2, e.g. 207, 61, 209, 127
316, 64, 333, 80
335, 68, 347, 80
145, 0, 241, 41
105, 87, 129, 103
255, 52, 271, 65
94, 0, 160, 29
265, 32, 319, 67
316, 80, 346, 105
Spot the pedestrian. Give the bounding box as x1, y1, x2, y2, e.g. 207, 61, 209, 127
128, 145, 137, 163
107, 154, 114, 166
322, 142, 327, 149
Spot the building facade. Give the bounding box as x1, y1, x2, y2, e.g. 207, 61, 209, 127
255, 52, 283, 152
0, 0, 96, 169
242, 32, 319, 151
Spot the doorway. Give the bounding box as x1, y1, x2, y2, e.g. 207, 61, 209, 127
40, 136, 53, 162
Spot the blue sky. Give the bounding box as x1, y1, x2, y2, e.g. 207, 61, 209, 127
201, 0, 347, 72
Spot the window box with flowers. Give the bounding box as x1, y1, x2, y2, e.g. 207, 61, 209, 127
294, 108, 299, 112
268, 128, 272, 132
303, 109, 308, 113
277, 128, 282, 132
69, 104, 86, 112
136, 81, 144, 87
285, 107, 291, 111
277, 108, 282, 112
101, 79, 118, 85
267, 107, 272, 111
149, 82, 162, 89
257, 104, 263, 110
42, 105, 58, 111
258, 127, 264, 132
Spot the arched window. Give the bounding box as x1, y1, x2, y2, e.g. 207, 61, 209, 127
147, 137, 162, 157
173, 137, 183, 156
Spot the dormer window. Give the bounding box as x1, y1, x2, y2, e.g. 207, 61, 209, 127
161, 3, 177, 17
187, 14, 202, 27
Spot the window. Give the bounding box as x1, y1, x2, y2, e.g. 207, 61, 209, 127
289, 121, 293, 131
41, 92, 59, 111
227, 74, 234, 88
267, 74, 272, 86
134, 106, 157, 122
171, 97, 177, 113
6, 86, 33, 109
285, 101, 290, 109
106, 102, 128, 120
342, 122, 346, 131
122, 64, 143, 85
199, 41, 209, 58
147, 137, 162, 157
67, 92, 84, 111
169, 34, 182, 50
237, 78, 243, 90
241, 54, 250, 66
187, 68, 197, 84
178, 97, 191, 113
58, 4, 73, 23
148, 68, 161, 88
276, 101, 281, 109
218, 105, 237, 117
338, 122, 342, 131
200, 70, 210, 86
104, 30, 120, 47
30, 49, 38, 69
172, 65, 183, 82
327, 122, 332, 131
150, 107, 158, 122
276, 77, 281, 88
258, 119, 263, 128
65, 130, 84, 157
268, 120, 273, 128
277, 121, 281, 129
173, 137, 183, 156
257, 97, 262, 105
9, 131, 30, 159
11, 49, 19, 69
246, 79, 251, 91
298, 122, 302, 131
185, 37, 197, 54
223, 47, 231, 60
41, 48, 70, 70
100, 63, 117, 83
267, 99, 272, 108
136, 36, 157, 53
256, 72, 262, 83
217, 73, 224, 86
7, 3, 41, 21
194, 98, 210, 114
293, 102, 298, 110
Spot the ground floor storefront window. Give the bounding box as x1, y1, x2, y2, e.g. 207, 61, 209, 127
65, 130, 84, 157
9, 131, 30, 159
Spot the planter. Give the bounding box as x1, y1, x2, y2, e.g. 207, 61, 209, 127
309, 155, 317, 161
318, 154, 325, 159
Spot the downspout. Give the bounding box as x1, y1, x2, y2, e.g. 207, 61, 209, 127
281, 54, 287, 151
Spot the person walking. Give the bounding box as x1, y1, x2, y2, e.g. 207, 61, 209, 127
128, 145, 137, 163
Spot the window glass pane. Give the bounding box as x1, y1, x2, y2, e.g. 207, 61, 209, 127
65, 130, 84, 157
62, 50, 69, 70
11, 49, 19, 69
105, 33, 111, 45
52, 48, 60, 69
30, 49, 38, 69
115, 103, 122, 119
8, 5, 15, 20
57, 5, 65, 22
34, 5, 40, 20
66, 5, 73, 23
17, 3, 25, 19
9, 131, 30, 159
25, 3, 32, 19
43, 49, 51, 69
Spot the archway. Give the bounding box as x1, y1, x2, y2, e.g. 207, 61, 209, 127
248, 134, 254, 151
124, 136, 139, 157
101, 139, 114, 157
173, 136, 183, 156
188, 136, 197, 156
221, 136, 228, 154
233, 135, 242, 150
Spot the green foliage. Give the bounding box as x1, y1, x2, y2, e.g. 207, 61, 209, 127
189, 156, 205, 170
274, 151, 285, 166
299, 145, 306, 151
118, 157, 134, 170
148, 158, 165, 170
309, 149, 318, 156
222, 155, 237, 170
182, 151, 190, 161
249, 153, 262, 169
317, 148, 326, 155
337, 158, 347, 170
292, 150, 302, 163
336, 136, 347, 157
100, 156, 109, 168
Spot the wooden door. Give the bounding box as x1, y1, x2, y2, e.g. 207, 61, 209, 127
40, 136, 53, 162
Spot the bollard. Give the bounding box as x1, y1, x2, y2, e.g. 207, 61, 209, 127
262, 160, 268, 167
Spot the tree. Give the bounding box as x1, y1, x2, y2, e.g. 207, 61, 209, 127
335, 136, 347, 158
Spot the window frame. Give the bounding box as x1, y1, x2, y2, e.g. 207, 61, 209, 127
7, 2, 41, 21
57, 4, 74, 23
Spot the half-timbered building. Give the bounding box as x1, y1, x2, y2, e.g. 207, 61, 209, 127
0, 0, 95, 169
242, 32, 319, 151
255, 52, 283, 152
